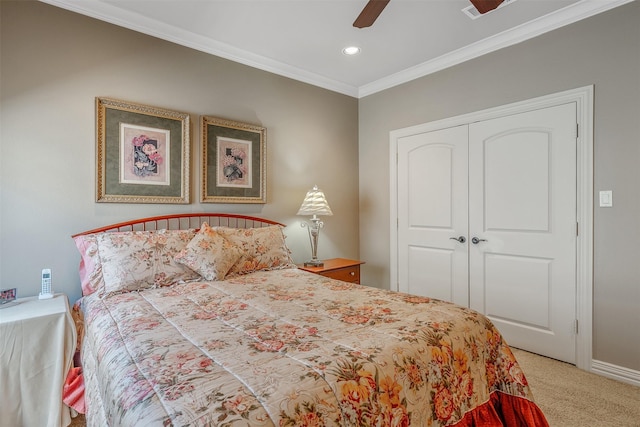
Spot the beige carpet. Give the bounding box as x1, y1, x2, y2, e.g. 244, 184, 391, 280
512, 348, 640, 427
69, 349, 640, 427
68, 413, 85, 426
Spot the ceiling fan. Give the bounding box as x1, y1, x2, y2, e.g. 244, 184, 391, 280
353, 0, 505, 28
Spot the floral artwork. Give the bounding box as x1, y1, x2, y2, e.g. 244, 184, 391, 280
201, 116, 266, 203
120, 124, 170, 186
216, 137, 252, 188
132, 135, 162, 177
222, 147, 246, 182
96, 97, 190, 203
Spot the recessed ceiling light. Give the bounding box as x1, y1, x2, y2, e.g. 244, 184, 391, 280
342, 46, 361, 56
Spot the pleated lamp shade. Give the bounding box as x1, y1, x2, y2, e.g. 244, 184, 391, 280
297, 185, 333, 216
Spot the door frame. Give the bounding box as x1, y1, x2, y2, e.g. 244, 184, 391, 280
389, 86, 594, 370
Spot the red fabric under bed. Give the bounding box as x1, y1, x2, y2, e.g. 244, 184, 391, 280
63, 366, 86, 414
453, 391, 549, 427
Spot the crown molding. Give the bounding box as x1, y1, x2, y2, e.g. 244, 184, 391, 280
358, 0, 634, 98
38, 0, 360, 97
40, 0, 633, 99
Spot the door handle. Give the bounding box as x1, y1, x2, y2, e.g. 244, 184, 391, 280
449, 236, 466, 243
471, 237, 487, 244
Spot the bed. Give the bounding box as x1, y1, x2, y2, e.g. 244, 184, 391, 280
71, 213, 548, 426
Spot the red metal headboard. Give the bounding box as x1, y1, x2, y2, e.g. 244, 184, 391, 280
71, 213, 284, 237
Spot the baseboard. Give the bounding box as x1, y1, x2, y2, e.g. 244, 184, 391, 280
591, 359, 640, 387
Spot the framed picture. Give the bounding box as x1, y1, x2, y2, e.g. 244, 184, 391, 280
96, 97, 191, 203
201, 116, 266, 203
0, 288, 17, 307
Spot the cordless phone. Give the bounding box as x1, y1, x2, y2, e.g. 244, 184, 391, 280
39, 268, 54, 299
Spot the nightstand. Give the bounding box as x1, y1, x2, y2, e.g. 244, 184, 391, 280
298, 258, 365, 284
0, 294, 76, 427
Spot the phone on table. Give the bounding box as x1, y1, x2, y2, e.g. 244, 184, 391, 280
39, 268, 54, 299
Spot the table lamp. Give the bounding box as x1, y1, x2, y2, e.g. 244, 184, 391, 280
297, 185, 333, 267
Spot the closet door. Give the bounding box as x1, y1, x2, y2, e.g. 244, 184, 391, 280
397, 125, 469, 306
468, 103, 577, 363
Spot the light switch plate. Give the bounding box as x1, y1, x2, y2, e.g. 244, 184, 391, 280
599, 190, 613, 207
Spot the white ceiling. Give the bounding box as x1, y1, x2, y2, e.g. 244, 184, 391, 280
41, 0, 632, 98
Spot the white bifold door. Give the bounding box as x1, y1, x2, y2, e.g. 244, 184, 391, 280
397, 103, 577, 364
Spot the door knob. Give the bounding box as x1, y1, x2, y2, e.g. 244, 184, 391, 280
449, 236, 466, 243
471, 237, 487, 244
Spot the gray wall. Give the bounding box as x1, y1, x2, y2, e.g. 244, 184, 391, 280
358, 1, 640, 371
0, 1, 359, 304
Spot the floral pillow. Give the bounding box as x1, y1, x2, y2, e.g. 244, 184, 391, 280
73, 234, 104, 296
174, 222, 242, 280
216, 225, 296, 277
155, 229, 202, 286
96, 229, 200, 296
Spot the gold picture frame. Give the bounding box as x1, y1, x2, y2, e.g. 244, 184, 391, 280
201, 116, 266, 204
96, 97, 191, 204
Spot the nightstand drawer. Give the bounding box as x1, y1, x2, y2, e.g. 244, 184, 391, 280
321, 265, 360, 283
298, 258, 365, 284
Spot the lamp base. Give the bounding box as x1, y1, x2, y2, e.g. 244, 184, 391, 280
304, 259, 324, 267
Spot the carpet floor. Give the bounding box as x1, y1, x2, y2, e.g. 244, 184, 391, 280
68, 349, 640, 426
512, 348, 640, 426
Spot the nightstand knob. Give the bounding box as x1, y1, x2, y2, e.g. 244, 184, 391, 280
350, 271, 355, 276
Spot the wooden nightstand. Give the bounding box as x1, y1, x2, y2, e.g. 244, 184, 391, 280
298, 258, 365, 284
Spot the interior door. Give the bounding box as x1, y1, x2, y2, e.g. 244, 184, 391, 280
397, 125, 469, 306
468, 103, 577, 363
396, 103, 578, 364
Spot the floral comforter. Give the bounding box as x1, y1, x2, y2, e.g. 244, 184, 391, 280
81, 268, 548, 426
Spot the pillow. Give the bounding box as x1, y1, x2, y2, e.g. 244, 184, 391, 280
96, 229, 200, 296
155, 229, 202, 286
174, 222, 242, 280
73, 234, 104, 296
216, 225, 296, 277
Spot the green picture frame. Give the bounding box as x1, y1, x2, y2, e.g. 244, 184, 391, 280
96, 97, 191, 204
201, 116, 266, 204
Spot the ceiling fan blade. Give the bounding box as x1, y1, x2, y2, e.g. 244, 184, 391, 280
353, 0, 390, 28
469, 0, 505, 14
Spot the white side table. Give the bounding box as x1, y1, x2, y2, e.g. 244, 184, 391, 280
0, 294, 77, 427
